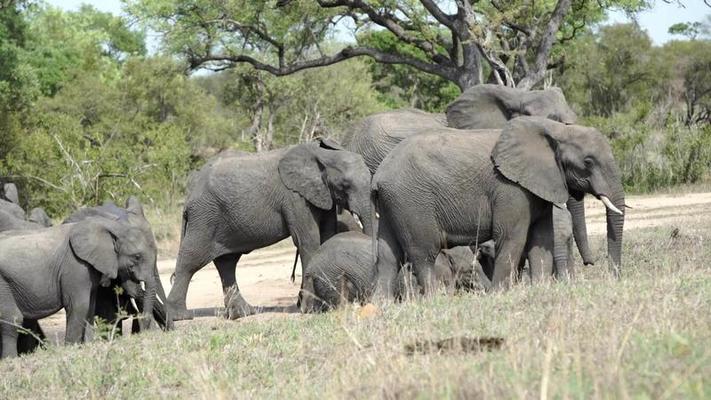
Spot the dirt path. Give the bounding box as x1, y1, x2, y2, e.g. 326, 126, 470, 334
39, 191, 711, 343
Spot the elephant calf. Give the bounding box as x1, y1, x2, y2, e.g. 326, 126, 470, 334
299, 232, 493, 313
0, 217, 159, 359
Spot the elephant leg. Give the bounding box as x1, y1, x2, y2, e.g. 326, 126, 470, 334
409, 248, 439, 296
65, 289, 93, 345
18, 319, 45, 355
526, 212, 554, 284
0, 276, 22, 358
553, 206, 575, 281
215, 253, 255, 320
167, 245, 214, 321
491, 217, 530, 290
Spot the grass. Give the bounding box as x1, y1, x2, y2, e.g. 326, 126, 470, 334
1, 211, 710, 398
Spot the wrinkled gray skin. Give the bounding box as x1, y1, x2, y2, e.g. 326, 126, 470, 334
343, 85, 577, 175
63, 197, 170, 334
168, 139, 373, 321
0, 199, 25, 221
0, 209, 40, 231
299, 232, 493, 313
371, 117, 625, 295
344, 84, 596, 268
0, 217, 158, 358
28, 207, 52, 227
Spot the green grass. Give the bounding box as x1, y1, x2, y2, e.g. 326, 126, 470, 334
1, 217, 710, 398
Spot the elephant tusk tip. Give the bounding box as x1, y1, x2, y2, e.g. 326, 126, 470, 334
600, 196, 624, 215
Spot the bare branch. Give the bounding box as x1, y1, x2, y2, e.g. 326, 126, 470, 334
518, 0, 573, 89
192, 43, 458, 84
418, 0, 455, 30
6, 175, 67, 192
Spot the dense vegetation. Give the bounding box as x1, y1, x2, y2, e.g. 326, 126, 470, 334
0, 1, 709, 216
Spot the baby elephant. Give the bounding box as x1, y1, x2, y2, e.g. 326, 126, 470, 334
299, 232, 493, 312
0, 217, 158, 358
396, 243, 494, 300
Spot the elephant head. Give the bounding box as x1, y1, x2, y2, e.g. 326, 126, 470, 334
65, 197, 164, 330
278, 140, 373, 235
446, 84, 578, 129
492, 117, 625, 270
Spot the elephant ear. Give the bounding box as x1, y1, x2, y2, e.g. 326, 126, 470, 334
314, 136, 345, 151
278, 145, 333, 210
492, 118, 569, 204
3, 183, 19, 204
69, 218, 120, 280
125, 196, 145, 217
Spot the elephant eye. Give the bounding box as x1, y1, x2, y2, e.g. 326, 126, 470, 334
132, 254, 143, 262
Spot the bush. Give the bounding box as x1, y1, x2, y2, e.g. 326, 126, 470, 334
587, 113, 711, 193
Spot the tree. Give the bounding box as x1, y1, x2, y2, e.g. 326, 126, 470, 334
197, 56, 384, 151
126, 0, 649, 91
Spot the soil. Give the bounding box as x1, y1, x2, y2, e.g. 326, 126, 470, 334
38, 191, 711, 344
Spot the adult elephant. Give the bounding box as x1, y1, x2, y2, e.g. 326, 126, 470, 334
344, 84, 596, 267
63, 197, 171, 333
343, 84, 577, 174
167, 138, 373, 321
0, 217, 159, 358
371, 117, 625, 294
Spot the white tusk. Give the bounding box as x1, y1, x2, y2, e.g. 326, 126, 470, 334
351, 213, 364, 230
140, 281, 146, 291
375, 212, 380, 219
600, 196, 623, 215
130, 298, 139, 312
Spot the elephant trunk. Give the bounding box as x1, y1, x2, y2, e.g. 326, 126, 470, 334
566, 196, 595, 265
139, 269, 157, 330
350, 197, 373, 237
605, 182, 625, 275
151, 266, 171, 330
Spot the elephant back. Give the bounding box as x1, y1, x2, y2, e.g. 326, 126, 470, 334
343, 109, 447, 174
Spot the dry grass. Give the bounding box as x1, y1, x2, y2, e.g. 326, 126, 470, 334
1, 216, 709, 399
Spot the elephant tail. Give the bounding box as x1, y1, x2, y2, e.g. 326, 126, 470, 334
290, 249, 299, 283
370, 187, 380, 265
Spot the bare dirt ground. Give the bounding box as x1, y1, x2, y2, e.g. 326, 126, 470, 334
39, 191, 711, 343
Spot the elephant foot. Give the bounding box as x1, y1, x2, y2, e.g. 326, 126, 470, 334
224, 301, 257, 320
166, 304, 194, 321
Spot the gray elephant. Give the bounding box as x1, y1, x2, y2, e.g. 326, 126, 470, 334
167, 138, 373, 321
343, 84, 577, 175
63, 197, 171, 334
371, 117, 625, 294
0, 216, 159, 358
343, 84, 596, 268
396, 243, 494, 300
298, 232, 493, 313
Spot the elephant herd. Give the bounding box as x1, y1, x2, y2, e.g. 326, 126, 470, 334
0, 84, 625, 360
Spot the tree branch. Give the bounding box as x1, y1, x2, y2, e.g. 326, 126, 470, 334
518, 0, 573, 89
317, 0, 444, 61
418, 0, 455, 31
191, 45, 458, 82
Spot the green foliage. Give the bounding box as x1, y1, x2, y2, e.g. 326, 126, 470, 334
197, 57, 384, 150
2, 54, 233, 215
585, 113, 711, 193
357, 30, 460, 112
